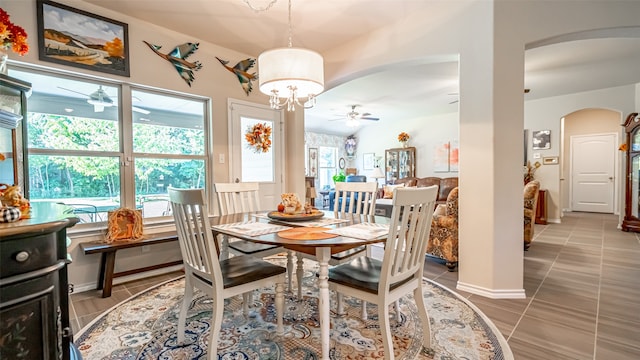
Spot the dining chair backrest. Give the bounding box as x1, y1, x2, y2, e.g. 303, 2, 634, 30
334, 181, 378, 216
168, 187, 223, 290
380, 185, 438, 293
214, 182, 261, 215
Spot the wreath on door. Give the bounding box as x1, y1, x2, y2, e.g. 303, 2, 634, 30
245, 122, 272, 153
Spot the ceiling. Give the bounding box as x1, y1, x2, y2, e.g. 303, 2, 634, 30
84, 0, 640, 136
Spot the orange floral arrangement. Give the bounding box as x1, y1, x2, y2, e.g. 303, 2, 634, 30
245, 122, 272, 153
0, 9, 29, 56
398, 132, 410, 142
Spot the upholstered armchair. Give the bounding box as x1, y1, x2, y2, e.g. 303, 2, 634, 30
524, 180, 540, 250
428, 187, 459, 271
329, 175, 366, 211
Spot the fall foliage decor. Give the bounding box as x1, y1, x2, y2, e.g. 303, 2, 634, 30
0, 8, 29, 56
245, 122, 272, 153
397, 132, 410, 142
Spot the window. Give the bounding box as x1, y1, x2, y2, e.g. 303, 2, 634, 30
12, 68, 209, 223
318, 146, 337, 190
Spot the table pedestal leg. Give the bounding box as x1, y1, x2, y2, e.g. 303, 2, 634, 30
315, 247, 331, 360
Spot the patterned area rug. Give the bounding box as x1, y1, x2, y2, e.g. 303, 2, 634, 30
75, 256, 511, 359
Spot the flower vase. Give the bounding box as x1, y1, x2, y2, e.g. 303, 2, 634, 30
0, 49, 8, 75
401, 141, 408, 148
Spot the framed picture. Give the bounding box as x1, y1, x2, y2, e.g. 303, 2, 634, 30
37, 0, 130, 77
363, 153, 375, 170
433, 141, 450, 172
339, 157, 346, 169
532, 130, 551, 150
308, 148, 318, 178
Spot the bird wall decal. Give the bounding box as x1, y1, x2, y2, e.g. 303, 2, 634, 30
215, 57, 258, 96
143, 41, 203, 87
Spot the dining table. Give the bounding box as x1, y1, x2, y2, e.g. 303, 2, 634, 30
210, 210, 390, 360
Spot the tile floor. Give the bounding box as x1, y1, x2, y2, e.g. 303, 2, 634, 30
70, 212, 640, 359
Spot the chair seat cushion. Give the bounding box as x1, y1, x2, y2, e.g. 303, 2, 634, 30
213, 256, 286, 289
330, 246, 366, 262
328, 257, 411, 294
228, 239, 281, 255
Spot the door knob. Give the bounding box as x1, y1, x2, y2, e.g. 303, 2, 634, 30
235, 178, 240, 183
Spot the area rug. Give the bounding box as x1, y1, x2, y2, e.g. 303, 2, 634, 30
75, 257, 511, 359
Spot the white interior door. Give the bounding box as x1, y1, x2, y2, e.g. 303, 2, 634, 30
570, 133, 616, 213
229, 99, 283, 210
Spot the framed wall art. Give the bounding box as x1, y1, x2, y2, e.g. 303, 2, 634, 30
363, 153, 374, 170
532, 130, 551, 150
308, 147, 318, 177
37, 0, 130, 77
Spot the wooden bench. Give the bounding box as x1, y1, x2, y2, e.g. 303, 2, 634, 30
80, 233, 182, 298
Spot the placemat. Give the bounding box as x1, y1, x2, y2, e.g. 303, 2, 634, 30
212, 221, 291, 236
325, 222, 390, 240
277, 227, 338, 240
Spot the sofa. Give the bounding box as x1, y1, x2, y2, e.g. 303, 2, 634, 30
374, 176, 458, 217
329, 175, 367, 211
428, 187, 459, 270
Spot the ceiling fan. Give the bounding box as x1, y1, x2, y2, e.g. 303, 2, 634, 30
58, 86, 150, 114
330, 105, 380, 127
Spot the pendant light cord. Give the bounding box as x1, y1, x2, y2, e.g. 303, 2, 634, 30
287, 0, 293, 48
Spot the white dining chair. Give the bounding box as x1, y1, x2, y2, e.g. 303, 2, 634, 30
168, 187, 285, 360
291, 181, 378, 312
328, 185, 438, 360
214, 182, 284, 259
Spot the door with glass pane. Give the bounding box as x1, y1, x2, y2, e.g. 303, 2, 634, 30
229, 99, 283, 209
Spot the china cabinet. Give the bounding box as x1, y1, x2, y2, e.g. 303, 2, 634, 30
0, 73, 31, 190
385, 146, 416, 184
622, 112, 640, 232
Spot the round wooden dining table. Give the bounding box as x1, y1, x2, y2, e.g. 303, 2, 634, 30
210, 210, 390, 360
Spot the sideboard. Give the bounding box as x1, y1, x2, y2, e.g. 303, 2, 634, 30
0, 203, 81, 360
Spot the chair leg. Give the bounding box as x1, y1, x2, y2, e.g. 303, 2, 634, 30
242, 292, 251, 317
296, 255, 304, 299
275, 283, 284, 336
361, 301, 368, 320
178, 274, 193, 344
286, 250, 294, 293
395, 300, 401, 322
336, 292, 344, 315
220, 235, 230, 260
378, 301, 394, 360
414, 285, 432, 350
208, 294, 224, 360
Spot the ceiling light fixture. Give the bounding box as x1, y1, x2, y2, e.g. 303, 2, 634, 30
257, 0, 324, 111
86, 86, 114, 112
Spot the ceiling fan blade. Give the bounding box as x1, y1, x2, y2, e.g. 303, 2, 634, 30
449, 100, 459, 104
58, 86, 90, 98
360, 116, 379, 121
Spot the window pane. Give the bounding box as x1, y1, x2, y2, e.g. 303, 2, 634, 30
135, 158, 205, 217
132, 89, 205, 155
28, 113, 119, 151
28, 155, 121, 223
319, 168, 336, 190
319, 146, 336, 167
241, 117, 273, 182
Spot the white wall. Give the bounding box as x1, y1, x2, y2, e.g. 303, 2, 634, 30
524, 84, 636, 222
354, 112, 459, 178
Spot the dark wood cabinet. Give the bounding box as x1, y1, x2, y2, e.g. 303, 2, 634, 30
0, 203, 81, 359
622, 112, 640, 232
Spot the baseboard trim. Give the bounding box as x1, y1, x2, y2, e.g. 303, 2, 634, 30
71, 264, 184, 294
456, 281, 526, 299
548, 218, 561, 224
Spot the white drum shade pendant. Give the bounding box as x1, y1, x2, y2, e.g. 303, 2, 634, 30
257, 0, 324, 111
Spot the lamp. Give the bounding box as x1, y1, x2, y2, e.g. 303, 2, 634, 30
258, 0, 324, 111
370, 166, 385, 187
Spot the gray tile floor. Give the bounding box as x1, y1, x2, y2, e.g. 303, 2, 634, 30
70, 212, 640, 359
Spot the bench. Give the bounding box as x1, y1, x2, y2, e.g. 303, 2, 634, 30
80, 233, 182, 298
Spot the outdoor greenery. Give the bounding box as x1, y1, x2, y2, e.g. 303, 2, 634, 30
27, 113, 205, 201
